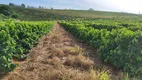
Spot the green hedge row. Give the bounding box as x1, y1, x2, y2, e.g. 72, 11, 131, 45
0, 21, 55, 73
60, 22, 142, 76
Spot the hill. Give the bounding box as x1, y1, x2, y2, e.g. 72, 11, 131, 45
13, 7, 142, 21
0, 4, 141, 21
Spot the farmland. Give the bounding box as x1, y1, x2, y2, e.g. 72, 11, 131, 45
0, 21, 55, 74
60, 20, 142, 76
0, 4, 142, 80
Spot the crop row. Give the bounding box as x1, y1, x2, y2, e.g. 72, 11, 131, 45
0, 21, 55, 74
66, 20, 142, 31
60, 21, 142, 76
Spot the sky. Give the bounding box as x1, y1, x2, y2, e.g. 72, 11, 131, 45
0, 0, 141, 14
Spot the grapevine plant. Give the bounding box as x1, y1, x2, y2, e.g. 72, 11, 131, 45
60, 21, 142, 76
0, 21, 55, 74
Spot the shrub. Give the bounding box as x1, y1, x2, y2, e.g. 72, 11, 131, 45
0, 21, 55, 74
60, 21, 142, 76
11, 14, 19, 18
0, 5, 13, 16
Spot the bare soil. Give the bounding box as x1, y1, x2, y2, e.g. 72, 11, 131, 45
3, 23, 122, 80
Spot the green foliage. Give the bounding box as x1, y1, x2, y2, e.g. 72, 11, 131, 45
0, 5, 13, 16
0, 21, 55, 74
0, 4, 142, 21
99, 70, 110, 80
60, 21, 142, 77
21, 4, 26, 8
13, 54, 27, 61
0, 30, 16, 73
11, 13, 19, 18
7, 4, 141, 21
0, 14, 10, 21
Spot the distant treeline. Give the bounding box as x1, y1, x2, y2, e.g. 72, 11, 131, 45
8, 3, 94, 11
9, 3, 52, 9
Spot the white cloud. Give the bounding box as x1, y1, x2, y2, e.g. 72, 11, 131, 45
1, 0, 141, 14
82, 0, 142, 13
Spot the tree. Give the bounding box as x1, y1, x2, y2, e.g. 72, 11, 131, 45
51, 7, 53, 10
11, 13, 19, 18
41, 7, 44, 9
88, 8, 94, 11
21, 4, 26, 8
27, 6, 35, 9
9, 3, 15, 6
39, 6, 42, 9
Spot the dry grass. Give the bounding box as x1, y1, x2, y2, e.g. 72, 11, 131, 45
50, 48, 65, 58
4, 23, 113, 80
50, 28, 62, 43
64, 54, 93, 70
63, 45, 84, 55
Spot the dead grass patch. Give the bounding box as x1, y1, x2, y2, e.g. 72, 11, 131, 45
50, 31, 62, 43
19, 62, 35, 71
36, 66, 100, 80
64, 54, 93, 70
50, 48, 65, 57
63, 37, 72, 42
63, 45, 84, 56
51, 57, 61, 65
7, 72, 25, 80
4, 23, 114, 80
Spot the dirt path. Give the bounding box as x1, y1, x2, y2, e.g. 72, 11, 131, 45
3, 23, 121, 80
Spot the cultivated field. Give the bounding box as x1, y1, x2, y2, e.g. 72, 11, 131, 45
0, 4, 142, 80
